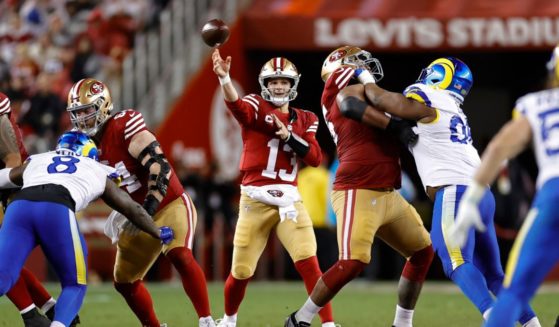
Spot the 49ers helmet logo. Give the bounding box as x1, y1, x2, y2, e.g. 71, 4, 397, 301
90, 81, 104, 95
329, 49, 346, 62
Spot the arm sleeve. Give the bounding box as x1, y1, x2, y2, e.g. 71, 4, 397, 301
299, 114, 322, 167
225, 94, 261, 126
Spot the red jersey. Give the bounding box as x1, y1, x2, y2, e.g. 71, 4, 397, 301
226, 94, 322, 186
0, 93, 28, 169
321, 67, 401, 190
97, 109, 184, 211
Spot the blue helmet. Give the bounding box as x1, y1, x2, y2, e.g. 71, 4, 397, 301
56, 131, 99, 161
417, 57, 473, 104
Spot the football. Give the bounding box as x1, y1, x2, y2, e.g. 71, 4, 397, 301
201, 19, 230, 47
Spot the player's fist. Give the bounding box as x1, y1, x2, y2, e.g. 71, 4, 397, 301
159, 226, 174, 245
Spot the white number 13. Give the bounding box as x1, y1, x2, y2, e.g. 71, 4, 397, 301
261, 138, 298, 182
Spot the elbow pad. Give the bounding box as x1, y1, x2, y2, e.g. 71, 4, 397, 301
285, 132, 310, 157
339, 96, 367, 121
138, 141, 171, 198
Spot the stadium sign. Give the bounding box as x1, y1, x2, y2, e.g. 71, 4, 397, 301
243, 15, 559, 50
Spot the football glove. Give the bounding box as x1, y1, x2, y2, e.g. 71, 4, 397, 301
386, 117, 418, 146
159, 226, 174, 245
449, 183, 487, 248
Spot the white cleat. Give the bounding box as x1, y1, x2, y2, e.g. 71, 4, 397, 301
215, 318, 236, 327
199, 316, 217, 327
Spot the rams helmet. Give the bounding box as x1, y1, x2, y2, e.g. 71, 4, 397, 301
56, 131, 99, 161
417, 57, 473, 104
321, 46, 383, 83
67, 78, 113, 136
259, 57, 300, 106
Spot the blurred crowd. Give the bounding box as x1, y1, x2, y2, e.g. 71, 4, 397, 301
0, 0, 170, 154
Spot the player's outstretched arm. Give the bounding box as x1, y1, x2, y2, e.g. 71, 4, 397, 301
0, 164, 26, 188
101, 177, 162, 240
0, 115, 22, 168
362, 83, 436, 123
474, 115, 532, 186
212, 49, 238, 102
128, 130, 171, 216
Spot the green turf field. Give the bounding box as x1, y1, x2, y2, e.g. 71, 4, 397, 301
1, 281, 558, 326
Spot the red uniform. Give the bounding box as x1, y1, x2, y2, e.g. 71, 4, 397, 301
226, 94, 322, 186
97, 109, 184, 211
321, 66, 401, 190
0, 94, 28, 168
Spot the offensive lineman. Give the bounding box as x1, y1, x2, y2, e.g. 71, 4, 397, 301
348, 55, 540, 326
66, 79, 216, 327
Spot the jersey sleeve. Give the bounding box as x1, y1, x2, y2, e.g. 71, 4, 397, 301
299, 112, 323, 167
225, 94, 262, 127
403, 84, 433, 107
0, 93, 11, 115
322, 67, 355, 110
114, 110, 148, 147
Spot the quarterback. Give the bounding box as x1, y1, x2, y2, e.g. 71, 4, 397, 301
451, 45, 559, 326
66, 79, 216, 327
285, 46, 434, 327
0, 131, 173, 327
348, 55, 540, 326
211, 49, 336, 327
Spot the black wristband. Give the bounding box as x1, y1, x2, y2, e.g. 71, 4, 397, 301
285, 132, 310, 157
143, 194, 160, 216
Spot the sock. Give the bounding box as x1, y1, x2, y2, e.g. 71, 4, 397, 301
53, 284, 86, 327
20, 304, 35, 314
167, 247, 211, 317
295, 297, 322, 323
485, 291, 522, 327
294, 256, 334, 323
322, 260, 366, 294
402, 246, 434, 282
6, 275, 34, 311
114, 280, 160, 327
223, 273, 249, 315
20, 268, 52, 307
483, 308, 492, 321
449, 263, 494, 314
51, 322, 65, 327
42, 298, 56, 314
393, 305, 414, 327
522, 317, 541, 327
222, 313, 237, 323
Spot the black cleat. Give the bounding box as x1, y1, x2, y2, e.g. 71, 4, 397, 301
22, 308, 51, 327
554, 315, 559, 327
45, 307, 81, 326
284, 312, 311, 327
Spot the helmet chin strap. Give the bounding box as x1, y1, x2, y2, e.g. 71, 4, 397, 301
270, 97, 289, 107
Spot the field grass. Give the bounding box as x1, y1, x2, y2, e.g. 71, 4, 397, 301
1, 281, 558, 326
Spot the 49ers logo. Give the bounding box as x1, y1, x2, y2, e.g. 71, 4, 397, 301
267, 189, 284, 197
329, 49, 347, 62
90, 81, 104, 95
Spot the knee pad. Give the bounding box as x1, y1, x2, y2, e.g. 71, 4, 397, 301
231, 264, 253, 280
402, 245, 435, 282
322, 260, 366, 294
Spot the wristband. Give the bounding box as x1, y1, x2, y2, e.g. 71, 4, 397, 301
356, 69, 376, 85
219, 74, 231, 86
0, 168, 17, 188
